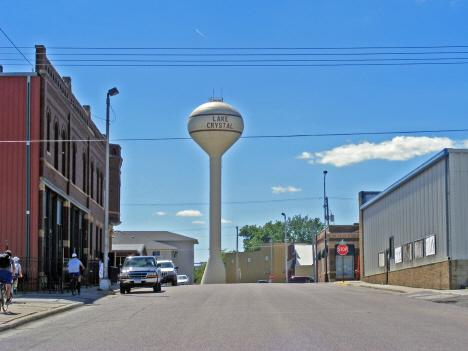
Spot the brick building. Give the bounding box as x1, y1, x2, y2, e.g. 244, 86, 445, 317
315, 224, 360, 283
0, 45, 122, 289
359, 149, 468, 290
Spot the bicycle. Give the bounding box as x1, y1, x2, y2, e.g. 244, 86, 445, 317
69, 273, 77, 296
1, 279, 9, 312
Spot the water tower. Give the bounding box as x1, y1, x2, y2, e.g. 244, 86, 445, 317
188, 99, 244, 284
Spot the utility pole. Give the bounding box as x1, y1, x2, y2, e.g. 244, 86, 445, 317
236, 226, 239, 283
282, 213, 288, 283
323, 171, 329, 283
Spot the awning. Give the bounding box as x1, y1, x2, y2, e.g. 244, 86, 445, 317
112, 243, 146, 255
282, 258, 295, 273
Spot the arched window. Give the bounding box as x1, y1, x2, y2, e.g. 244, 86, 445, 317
61, 129, 67, 176
54, 122, 59, 170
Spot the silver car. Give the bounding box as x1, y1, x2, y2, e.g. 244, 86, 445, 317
177, 275, 189, 285
119, 256, 161, 294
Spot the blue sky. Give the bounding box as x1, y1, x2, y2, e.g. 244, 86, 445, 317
2, 1, 468, 263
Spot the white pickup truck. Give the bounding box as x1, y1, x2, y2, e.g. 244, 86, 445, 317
119, 256, 161, 294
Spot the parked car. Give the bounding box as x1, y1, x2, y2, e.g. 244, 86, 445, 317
177, 275, 189, 285
158, 259, 178, 286
119, 256, 161, 294
288, 276, 314, 283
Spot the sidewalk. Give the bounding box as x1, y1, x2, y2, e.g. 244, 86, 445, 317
337, 280, 468, 307
0, 284, 119, 332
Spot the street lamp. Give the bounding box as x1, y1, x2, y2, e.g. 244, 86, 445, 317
282, 213, 288, 283
323, 171, 329, 282
100, 87, 119, 291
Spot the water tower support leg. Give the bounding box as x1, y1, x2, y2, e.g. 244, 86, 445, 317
201, 156, 226, 284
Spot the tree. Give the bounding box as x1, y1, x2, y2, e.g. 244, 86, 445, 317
238, 214, 324, 251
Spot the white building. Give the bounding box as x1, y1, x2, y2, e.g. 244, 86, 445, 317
112, 231, 199, 285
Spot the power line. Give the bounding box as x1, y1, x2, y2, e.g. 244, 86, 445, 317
3, 45, 468, 49
2, 127, 468, 143
121, 196, 355, 207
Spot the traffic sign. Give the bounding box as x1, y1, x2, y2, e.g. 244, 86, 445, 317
337, 243, 349, 256
270, 274, 275, 280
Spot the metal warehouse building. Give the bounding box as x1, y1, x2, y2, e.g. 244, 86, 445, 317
359, 149, 468, 290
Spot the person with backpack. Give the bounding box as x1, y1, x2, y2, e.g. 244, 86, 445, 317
12, 257, 22, 294
0, 250, 16, 304
68, 253, 84, 295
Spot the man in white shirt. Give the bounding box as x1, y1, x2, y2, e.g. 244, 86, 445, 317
67, 253, 84, 295
12, 257, 22, 294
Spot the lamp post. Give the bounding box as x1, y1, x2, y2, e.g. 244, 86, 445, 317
100, 87, 119, 291
323, 171, 329, 282
282, 213, 288, 283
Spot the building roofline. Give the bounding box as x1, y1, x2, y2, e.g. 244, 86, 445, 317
359, 148, 467, 211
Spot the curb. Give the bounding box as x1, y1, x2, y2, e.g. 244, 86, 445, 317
0, 302, 83, 333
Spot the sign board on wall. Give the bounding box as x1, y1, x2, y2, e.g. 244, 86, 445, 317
394, 246, 402, 264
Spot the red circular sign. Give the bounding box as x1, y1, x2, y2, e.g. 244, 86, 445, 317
337, 244, 349, 256
270, 274, 275, 280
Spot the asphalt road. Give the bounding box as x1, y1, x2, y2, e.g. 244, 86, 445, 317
1, 283, 467, 350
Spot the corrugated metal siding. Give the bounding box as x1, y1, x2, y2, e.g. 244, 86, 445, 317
449, 151, 468, 260
363, 158, 447, 276
0, 76, 41, 257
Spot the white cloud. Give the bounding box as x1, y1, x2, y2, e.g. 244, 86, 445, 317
153, 212, 167, 216
272, 186, 302, 194
296, 151, 314, 160
192, 220, 205, 224
176, 210, 203, 217
221, 219, 232, 223
308, 136, 465, 167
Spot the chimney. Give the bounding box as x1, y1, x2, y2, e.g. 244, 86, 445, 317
63, 77, 72, 91
83, 105, 91, 116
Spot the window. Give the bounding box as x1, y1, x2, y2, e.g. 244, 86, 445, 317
61, 129, 67, 176
231, 259, 234, 264
389, 236, 394, 259
46, 111, 51, 152
72, 142, 76, 184
54, 122, 59, 169
90, 162, 94, 200
152, 251, 161, 257
82, 152, 87, 192
174, 252, 179, 258
247, 257, 250, 263
265, 255, 268, 261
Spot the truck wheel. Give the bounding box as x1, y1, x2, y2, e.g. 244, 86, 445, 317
120, 286, 125, 294
173, 278, 178, 286
157, 282, 161, 292
126, 287, 131, 294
